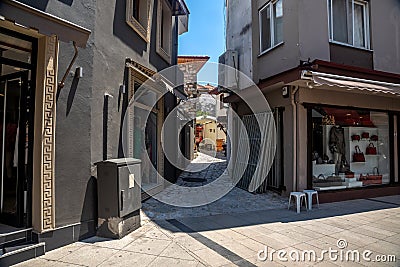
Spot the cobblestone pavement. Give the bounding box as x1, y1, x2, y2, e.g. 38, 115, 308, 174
14, 154, 400, 266
16, 195, 400, 267
141, 152, 287, 221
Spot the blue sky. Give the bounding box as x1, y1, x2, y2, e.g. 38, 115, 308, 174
178, 0, 226, 64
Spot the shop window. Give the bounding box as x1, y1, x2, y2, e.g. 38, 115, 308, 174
126, 0, 152, 42
328, 0, 370, 49
311, 107, 390, 191
259, 0, 283, 54
156, 0, 173, 63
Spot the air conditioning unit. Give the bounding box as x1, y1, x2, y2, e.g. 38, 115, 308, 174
218, 50, 238, 91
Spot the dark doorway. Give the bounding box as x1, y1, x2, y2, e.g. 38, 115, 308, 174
0, 71, 30, 227
0, 28, 36, 229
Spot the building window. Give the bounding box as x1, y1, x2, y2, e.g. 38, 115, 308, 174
259, 0, 283, 53
328, 0, 370, 49
126, 0, 151, 42
156, 0, 173, 63
310, 106, 390, 191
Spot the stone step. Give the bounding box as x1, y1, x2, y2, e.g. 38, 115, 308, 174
0, 242, 45, 266
0, 228, 32, 249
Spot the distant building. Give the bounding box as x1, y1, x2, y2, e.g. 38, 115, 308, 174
176, 56, 209, 162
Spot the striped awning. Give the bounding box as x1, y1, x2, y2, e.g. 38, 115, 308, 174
301, 71, 400, 96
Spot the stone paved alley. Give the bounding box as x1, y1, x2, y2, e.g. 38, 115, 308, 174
14, 154, 400, 267
141, 152, 287, 221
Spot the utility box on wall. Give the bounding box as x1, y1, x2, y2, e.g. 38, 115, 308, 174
96, 158, 141, 239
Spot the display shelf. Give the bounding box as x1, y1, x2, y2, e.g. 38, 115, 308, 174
350, 139, 378, 142
313, 162, 335, 177
314, 185, 347, 191
320, 125, 388, 183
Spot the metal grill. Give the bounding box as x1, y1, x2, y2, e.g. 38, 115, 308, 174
233, 108, 283, 193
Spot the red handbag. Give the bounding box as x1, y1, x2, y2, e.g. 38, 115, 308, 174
369, 167, 383, 180
366, 143, 377, 155
351, 135, 360, 141
370, 135, 378, 141
361, 132, 370, 139
353, 146, 365, 162
360, 168, 383, 185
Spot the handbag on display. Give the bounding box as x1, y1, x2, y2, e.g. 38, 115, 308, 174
351, 135, 360, 141
370, 135, 378, 141
339, 158, 350, 173
368, 167, 383, 180
361, 132, 370, 139
366, 143, 377, 155
345, 171, 355, 178
359, 168, 382, 185
353, 145, 365, 162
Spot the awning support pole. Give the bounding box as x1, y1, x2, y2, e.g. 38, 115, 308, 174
58, 41, 78, 91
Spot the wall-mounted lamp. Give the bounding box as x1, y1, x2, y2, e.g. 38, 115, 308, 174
75, 67, 83, 78
119, 84, 126, 94
282, 86, 290, 98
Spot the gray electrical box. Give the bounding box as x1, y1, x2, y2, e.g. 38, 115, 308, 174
96, 158, 141, 239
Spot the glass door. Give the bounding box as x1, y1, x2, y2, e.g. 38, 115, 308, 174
0, 71, 30, 227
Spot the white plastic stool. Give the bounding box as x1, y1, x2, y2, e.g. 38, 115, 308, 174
288, 192, 308, 213
303, 190, 319, 210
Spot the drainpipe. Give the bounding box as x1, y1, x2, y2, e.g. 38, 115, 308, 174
58, 41, 78, 91
291, 86, 299, 192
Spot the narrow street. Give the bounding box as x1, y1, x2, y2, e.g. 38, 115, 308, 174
14, 154, 400, 267
1, 1, 400, 266
141, 152, 287, 221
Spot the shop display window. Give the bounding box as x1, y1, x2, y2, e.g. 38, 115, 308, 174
311, 106, 390, 191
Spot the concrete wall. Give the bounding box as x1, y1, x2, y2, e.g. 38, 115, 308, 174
20, 0, 180, 230
253, 0, 332, 80
203, 121, 217, 145
254, 0, 300, 81
226, 0, 400, 83
370, 0, 400, 73
226, 0, 253, 80
91, 0, 170, 164
297, 0, 330, 64
22, 0, 98, 228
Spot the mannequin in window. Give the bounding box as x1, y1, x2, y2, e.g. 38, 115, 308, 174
329, 125, 345, 175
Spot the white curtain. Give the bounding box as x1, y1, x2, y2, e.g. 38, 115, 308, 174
354, 3, 365, 47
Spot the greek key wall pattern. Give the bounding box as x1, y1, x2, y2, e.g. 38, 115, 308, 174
42, 35, 57, 231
